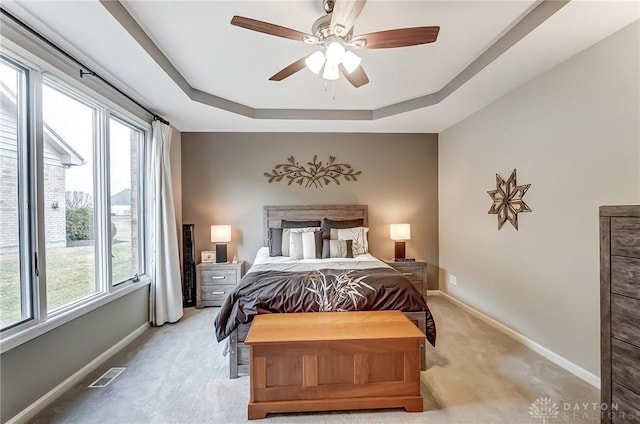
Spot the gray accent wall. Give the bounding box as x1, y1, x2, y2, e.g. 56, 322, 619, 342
0, 286, 149, 422
438, 21, 640, 378
181, 132, 439, 288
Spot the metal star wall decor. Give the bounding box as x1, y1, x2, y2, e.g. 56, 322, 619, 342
487, 169, 532, 230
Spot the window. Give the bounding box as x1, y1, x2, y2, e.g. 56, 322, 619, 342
0, 51, 149, 336
109, 117, 143, 285
0, 56, 31, 330
43, 83, 99, 311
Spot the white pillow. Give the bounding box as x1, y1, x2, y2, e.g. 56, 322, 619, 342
337, 227, 369, 255
328, 240, 348, 258
301, 232, 317, 259
289, 228, 320, 259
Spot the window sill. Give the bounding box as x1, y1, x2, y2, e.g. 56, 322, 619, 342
0, 279, 150, 354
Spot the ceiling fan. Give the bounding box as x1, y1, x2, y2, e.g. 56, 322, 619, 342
230, 0, 440, 88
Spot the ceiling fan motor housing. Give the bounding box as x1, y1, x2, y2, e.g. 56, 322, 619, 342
312, 14, 353, 41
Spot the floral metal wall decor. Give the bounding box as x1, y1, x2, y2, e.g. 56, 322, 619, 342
487, 169, 532, 230
264, 155, 362, 188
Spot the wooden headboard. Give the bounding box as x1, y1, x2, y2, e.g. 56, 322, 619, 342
263, 205, 368, 245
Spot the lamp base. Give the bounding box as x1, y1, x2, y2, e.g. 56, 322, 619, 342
394, 241, 406, 260
215, 244, 228, 263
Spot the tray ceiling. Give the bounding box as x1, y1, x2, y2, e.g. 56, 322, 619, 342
1, 1, 638, 132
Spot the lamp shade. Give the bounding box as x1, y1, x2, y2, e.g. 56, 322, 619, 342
211, 225, 231, 243
325, 41, 346, 64
342, 51, 361, 74
390, 223, 411, 241
305, 51, 326, 75
322, 62, 339, 80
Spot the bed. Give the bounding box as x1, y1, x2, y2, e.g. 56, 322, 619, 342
214, 205, 436, 379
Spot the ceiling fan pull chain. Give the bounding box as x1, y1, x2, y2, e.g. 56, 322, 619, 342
332, 81, 336, 101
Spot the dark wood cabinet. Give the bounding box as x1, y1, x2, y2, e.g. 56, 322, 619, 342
601, 205, 640, 424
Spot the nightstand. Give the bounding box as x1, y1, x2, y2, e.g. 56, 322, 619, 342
384, 260, 427, 299
196, 261, 245, 308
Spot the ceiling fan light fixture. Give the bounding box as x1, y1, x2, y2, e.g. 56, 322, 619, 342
322, 62, 339, 80
342, 51, 361, 74
305, 51, 326, 75
325, 41, 346, 65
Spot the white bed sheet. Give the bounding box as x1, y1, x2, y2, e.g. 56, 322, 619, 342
248, 246, 391, 274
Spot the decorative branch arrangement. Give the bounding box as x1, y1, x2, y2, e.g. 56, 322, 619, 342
487, 169, 532, 230
264, 155, 362, 188
305, 270, 374, 311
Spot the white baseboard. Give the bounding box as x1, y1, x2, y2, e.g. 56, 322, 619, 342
433, 290, 600, 389
7, 322, 150, 424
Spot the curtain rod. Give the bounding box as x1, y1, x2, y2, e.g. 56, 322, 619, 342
0, 7, 170, 126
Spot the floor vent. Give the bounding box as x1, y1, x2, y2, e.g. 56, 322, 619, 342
88, 367, 126, 388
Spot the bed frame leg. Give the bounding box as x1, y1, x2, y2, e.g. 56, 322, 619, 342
230, 329, 239, 379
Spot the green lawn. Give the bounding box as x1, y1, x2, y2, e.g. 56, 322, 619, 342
0, 239, 135, 328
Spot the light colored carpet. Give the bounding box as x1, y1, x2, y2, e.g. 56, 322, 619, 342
29, 295, 599, 424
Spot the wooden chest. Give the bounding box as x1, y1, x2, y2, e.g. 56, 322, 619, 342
600, 205, 640, 424
244, 310, 425, 419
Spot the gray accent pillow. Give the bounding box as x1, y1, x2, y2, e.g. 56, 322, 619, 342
268, 228, 283, 256
322, 218, 365, 238
282, 220, 321, 228
321, 239, 353, 259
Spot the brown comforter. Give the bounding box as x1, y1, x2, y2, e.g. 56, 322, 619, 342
214, 267, 436, 346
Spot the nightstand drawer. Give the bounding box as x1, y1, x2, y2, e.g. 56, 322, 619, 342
201, 284, 237, 302
201, 268, 240, 285
383, 260, 427, 298
393, 265, 424, 282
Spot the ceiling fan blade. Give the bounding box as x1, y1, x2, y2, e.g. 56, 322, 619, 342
331, 0, 367, 37
231, 16, 316, 43
269, 58, 307, 81
352, 26, 440, 49
339, 64, 369, 88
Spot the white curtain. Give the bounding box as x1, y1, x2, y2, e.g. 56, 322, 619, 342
147, 120, 183, 325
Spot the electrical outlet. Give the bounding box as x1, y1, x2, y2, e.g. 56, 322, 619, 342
448, 274, 457, 286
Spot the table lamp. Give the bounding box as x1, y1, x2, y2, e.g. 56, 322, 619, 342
390, 223, 412, 261
211, 225, 231, 263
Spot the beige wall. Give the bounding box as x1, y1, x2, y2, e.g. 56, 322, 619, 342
439, 21, 640, 379
181, 132, 439, 288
